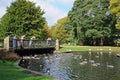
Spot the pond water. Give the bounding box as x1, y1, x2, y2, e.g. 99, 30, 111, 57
20, 51, 120, 80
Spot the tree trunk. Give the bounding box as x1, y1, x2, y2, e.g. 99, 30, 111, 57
93, 39, 96, 46
100, 37, 104, 46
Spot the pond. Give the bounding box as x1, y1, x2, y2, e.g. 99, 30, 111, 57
20, 51, 120, 80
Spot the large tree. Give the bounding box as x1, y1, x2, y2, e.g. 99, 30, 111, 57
0, 0, 46, 39
109, 0, 120, 29
51, 17, 68, 44
66, 0, 116, 46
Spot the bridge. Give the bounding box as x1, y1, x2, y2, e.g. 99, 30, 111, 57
3, 37, 58, 56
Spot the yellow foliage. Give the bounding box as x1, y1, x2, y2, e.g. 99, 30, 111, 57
116, 23, 120, 29
110, 0, 118, 4
110, 0, 120, 29
110, 0, 120, 15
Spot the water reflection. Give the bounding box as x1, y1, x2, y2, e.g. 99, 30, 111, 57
20, 51, 120, 80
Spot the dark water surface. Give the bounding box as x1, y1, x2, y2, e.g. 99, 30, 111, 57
20, 51, 120, 80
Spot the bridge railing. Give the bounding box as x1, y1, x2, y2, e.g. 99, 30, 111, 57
9, 39, 55, 49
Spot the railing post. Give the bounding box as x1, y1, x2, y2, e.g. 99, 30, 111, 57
55, 39, 59, 53
4, 36, 10, 51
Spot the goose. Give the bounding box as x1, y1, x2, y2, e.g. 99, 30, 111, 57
106, 63, 114, 68
80, 61, 87, 65
96, 63, 100, 66
80, 62, 85, 65
91, 63, 98, 67
95, 55, 99, 58
100, 52, 103, 55
109, 51, 112, 54
89, 51, 92, 54
89, 60, 95, 63
79, 55, 82, 59
107, 64, 114, 68
80, 60, 88, 65
73, 55, 79, 59
116, 54, 120, 57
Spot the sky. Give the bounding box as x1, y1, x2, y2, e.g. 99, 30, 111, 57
0, 0, 74, 26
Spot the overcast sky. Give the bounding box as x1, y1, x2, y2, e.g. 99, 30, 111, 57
0, 0, 74, 26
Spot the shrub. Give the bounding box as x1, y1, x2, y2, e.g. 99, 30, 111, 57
0, 49, 6, 59
3, 53, 20, 61
0, 49, 20, 61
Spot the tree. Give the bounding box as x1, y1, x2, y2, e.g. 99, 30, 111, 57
66, 0, 116, 46
0, 15, 9, 39
85, 29, 101, 46
51, 17, 68, 44
109, 0, 120, 29
0, 0, 46, 39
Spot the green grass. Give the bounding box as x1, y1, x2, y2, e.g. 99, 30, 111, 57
60, 46, 120, 53
0, 60, 53, 80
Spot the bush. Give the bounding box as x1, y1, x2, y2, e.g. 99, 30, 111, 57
0, 49, 6, 59
3, 53, 20, 60
0, 49, 20, 61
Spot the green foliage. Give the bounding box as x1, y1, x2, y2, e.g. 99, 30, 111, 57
51, 17, 68, 44
0, 15, 9, 39
66, 0, 116, 46
85, 29, 101, 39
0, 0, 46, 39
114, 39, 120, 46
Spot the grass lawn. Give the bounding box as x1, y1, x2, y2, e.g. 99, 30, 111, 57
60, 46, 120, 53
0, 60, 54, 80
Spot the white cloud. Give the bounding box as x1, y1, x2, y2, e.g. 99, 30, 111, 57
58, 0, 74, 4
39, 1, 66, 26
0, 7, 6, 18
0, 0, 15, 18
30, 0, 74, 26
0, 0, 74, 26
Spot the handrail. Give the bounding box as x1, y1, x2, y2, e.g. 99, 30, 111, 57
9, 39, 55, 49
